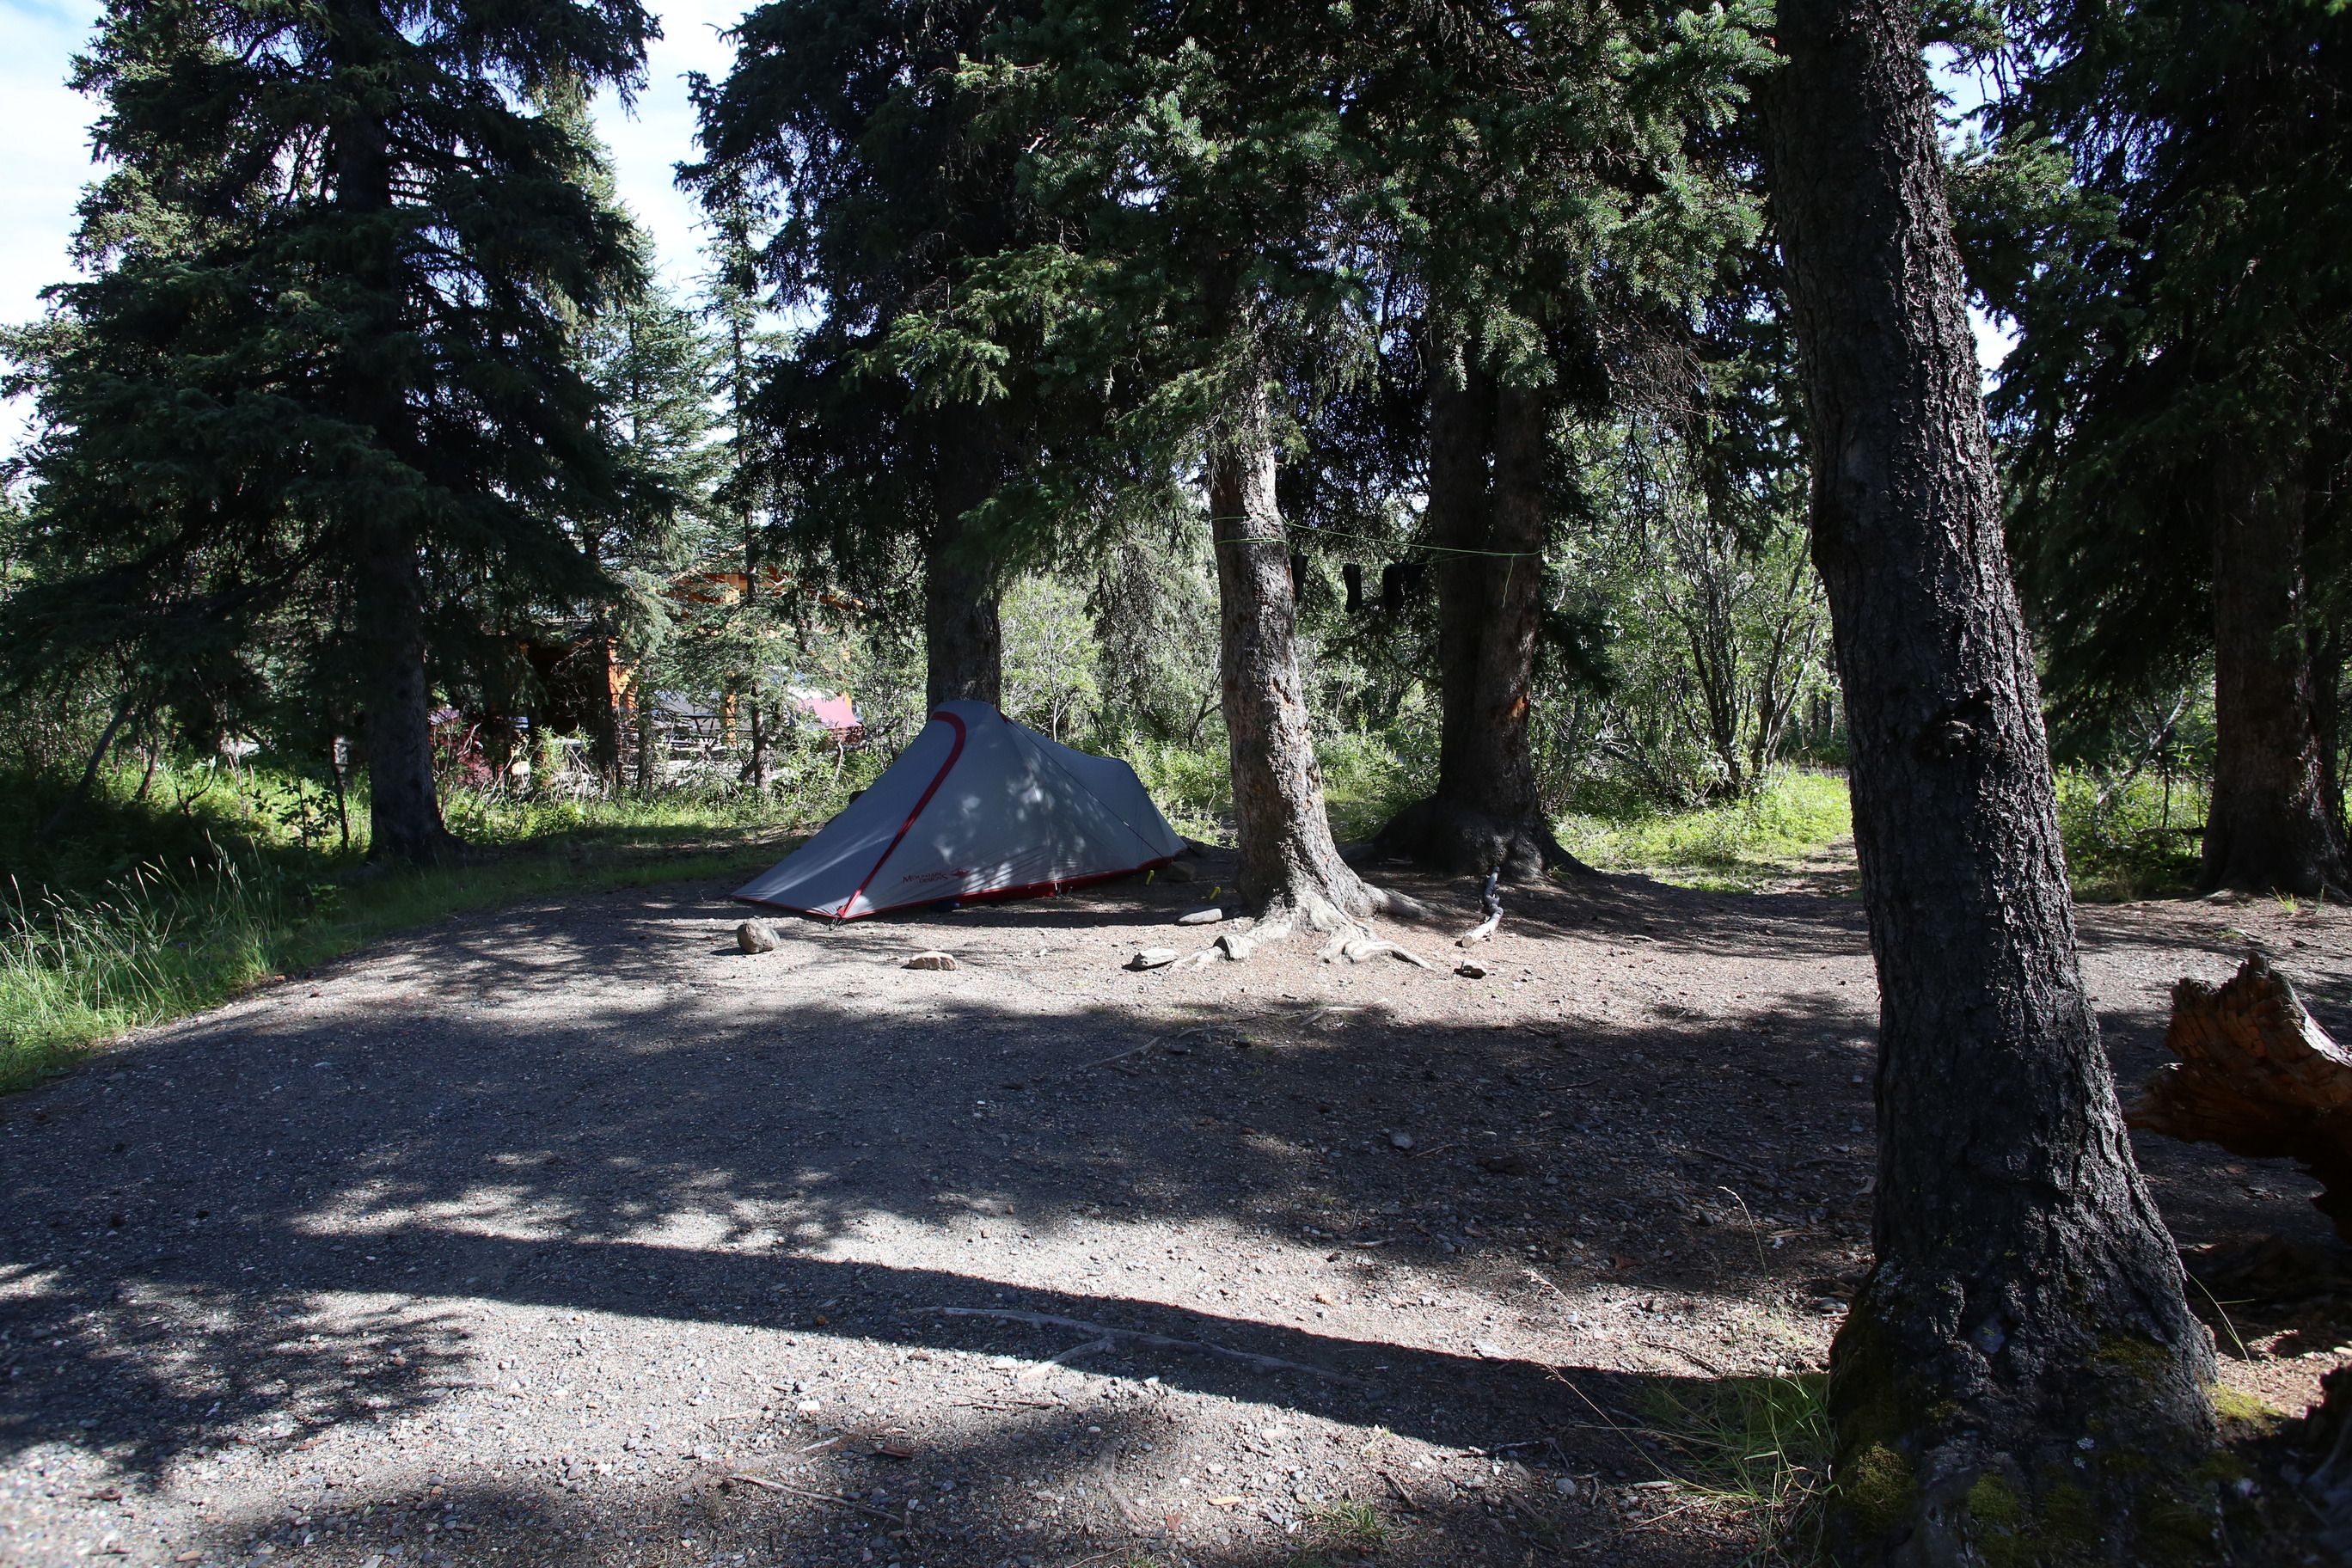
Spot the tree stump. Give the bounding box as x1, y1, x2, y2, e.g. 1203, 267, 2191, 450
2128, 953, 2352, 1240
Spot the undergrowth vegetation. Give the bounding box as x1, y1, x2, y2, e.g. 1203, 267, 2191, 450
1641, 1371, 1833, 1565
1557, 770, 1854, 891
3, 735, 2212, 1093
0, 753, 870, 1092
2051, 767, 2208, 901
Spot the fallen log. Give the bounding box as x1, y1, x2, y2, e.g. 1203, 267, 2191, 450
2127, 953, 2352, 1240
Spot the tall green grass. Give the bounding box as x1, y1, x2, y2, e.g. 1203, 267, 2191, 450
1117, 727, 1432, 844
2052, 765, 2206, 901
1640, 1371, 1832, 1565
0, 753, 858, 1092
1556, 769, 1855, 891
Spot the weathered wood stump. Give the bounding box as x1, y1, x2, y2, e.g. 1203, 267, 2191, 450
2128, 952, 2352, 1240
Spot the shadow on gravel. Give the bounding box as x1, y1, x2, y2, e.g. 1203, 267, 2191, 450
15, 860, 2303, 1565
0, 928, 1874, 1477
159, 1396, 1754, 1568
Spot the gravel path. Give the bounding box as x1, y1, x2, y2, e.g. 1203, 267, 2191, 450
3, 851, 2345, 1567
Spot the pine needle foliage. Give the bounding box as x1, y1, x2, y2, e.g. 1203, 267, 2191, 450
3, 0, 669, 855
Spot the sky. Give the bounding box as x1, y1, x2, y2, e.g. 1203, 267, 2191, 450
0, 0, 743, 452
0, 2, 2013, 456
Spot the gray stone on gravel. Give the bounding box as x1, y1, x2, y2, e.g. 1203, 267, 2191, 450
735, 920, 779, 954
1176, 907, 1225, 925
1129, 947, 1180, 970
905, 951, 959, 971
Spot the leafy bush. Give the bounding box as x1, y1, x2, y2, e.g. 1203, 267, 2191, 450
1556, 769, 1853, 890
1119, 737, 1232, 841
2052, 766, 2205, 901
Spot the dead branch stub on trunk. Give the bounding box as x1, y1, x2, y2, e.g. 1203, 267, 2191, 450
2128, 952, 2352, 1240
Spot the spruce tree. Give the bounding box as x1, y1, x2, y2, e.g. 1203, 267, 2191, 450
4, 0, 659, 861
1357, 1, 1767, 879
687, 0, 1037, 710
1764, 0, 2216, 1553
1982, 0, 2352, 895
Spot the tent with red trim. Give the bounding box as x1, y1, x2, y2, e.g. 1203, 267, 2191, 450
731, 700, 1183, 920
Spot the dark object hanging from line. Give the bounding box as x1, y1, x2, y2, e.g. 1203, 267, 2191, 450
1343, 562, 1364, 615
1289, 552, 1310, 602
1380, 560, 1425, 617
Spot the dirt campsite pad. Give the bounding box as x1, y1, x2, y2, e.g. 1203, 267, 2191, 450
4, 852, 2349, 1567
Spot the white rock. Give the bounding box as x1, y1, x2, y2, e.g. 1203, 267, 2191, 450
1176, 907, 1225, 925
905, 952, 959, 971
1389, 1132, 1415, 1151
1129, 947, 1180, 970
735, 921, 780, 954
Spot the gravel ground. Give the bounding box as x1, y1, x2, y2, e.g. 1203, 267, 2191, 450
3, 847, 2347, 1567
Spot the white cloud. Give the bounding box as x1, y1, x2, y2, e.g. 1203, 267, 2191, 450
593, 0, 752, 296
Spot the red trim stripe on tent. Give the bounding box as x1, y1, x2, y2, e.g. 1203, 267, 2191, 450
732, 701, 1183, 921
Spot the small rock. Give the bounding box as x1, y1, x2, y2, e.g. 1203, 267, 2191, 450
1160, 861, 1196, 883
735, 920, 780, 954
1455, 960, 1488, 978
1176, 907, 1225, 925
1216, 933, 1254, 962
905, 952, 959, 971
1389, 1132, 1415, 1151
1472, 1340, 1508, 1359
1129, 947, 1179, 970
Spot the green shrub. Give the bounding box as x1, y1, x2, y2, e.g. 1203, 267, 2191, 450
1119, 736, 1233, 841
2051, 767, 2204, 901
1556, 769, 1853, 891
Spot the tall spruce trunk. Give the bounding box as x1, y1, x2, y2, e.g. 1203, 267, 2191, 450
585, 622, 623, 791
924, 410, 1005, 708
358, 523, 457, 861
1379, 365, 1589, 879
1211, 378, 1377, 936
744, 522, 770, 793
334, 3, 457, 864
2204, 470, 2348, 894
1763, 2, 2216, 1559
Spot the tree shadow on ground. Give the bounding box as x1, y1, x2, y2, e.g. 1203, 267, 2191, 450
6, 861, 2313, 1565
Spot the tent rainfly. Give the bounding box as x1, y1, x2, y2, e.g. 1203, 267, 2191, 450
732, 700, 1183, 920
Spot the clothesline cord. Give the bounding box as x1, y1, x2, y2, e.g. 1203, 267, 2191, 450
1203, 514, 1542, 560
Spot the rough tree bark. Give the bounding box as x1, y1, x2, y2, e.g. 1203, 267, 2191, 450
1378, 364, 1594, 879
743, 524, 770, 793
2204, 470, 2349, 895
924, 410, 1006, 709
1762, 1, 2217, 1559
1211, 377, 1404, 941
357, 522, 460, 862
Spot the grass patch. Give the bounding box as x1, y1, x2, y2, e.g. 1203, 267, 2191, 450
2052, 766, 2205, 901
1556, 769, 1853, 891
1302, 1497, 1389, 1552
0, 753, 854, 1093
1640, 1371, 1833, 1565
